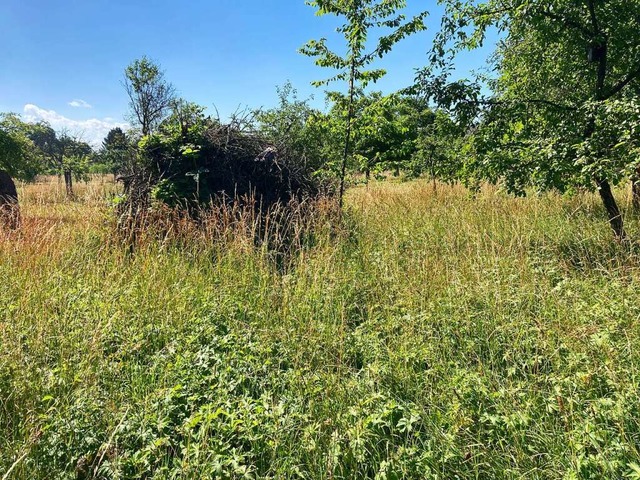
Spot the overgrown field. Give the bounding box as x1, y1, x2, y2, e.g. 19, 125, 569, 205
2, 177, 640, 479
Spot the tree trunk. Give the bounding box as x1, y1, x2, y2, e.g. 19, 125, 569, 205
339, 62, 356, 210
632, 168, 640, 210
64, 170, 74, 197
0, 170, 20, 229
596, 177, 626, 239
584, 8, 627, 239
429, 150, 436, 193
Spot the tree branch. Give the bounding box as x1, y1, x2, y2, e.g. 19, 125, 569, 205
537, 7, 593, 39
604, 64, 640, 100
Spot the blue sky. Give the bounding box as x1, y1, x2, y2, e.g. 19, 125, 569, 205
0, 0, 495, 146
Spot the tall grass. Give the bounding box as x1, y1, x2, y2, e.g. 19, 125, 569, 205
2, 177, 640, 479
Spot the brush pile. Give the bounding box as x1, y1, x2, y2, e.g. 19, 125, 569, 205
116, 113, 332, 248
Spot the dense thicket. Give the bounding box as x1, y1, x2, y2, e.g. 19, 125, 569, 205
123, 108, 321, 212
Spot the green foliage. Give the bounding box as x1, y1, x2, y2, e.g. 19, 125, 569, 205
301, 0, 427, 206
301, 0, 426, 88
0, 113, 45, 181
0, 113, 97, 190
351, 92, 415, 176
313, 91, 464, 182
124, 57, 176, 136
134, 101, 213, 206
98, 127, 130, 175
417, 0, 640, 236
255, 82, 327, 172
407, 109, 464, 182
0, 114, 95, 186
27, 123, 93, 179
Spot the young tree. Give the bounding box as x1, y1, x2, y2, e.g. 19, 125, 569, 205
100, 127, 130, 175
410, 108, 463, 189
419, 0, 640, 239
29, 125, 92, 197
300, 0, 427, 208
124, 56, 176, 136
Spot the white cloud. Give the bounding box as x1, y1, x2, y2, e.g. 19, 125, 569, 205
68, 99, 93, 109
23, 104, 128, 148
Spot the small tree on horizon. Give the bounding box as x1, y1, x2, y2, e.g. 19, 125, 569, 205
27, 124, 92, 197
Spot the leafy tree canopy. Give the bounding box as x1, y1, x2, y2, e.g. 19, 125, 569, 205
0, 113, 45, 181
416, 0, 640, 237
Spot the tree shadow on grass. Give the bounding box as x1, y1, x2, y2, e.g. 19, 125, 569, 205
550, 236, 640, 275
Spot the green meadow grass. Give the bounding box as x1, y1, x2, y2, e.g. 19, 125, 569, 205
2, 178, 640, 479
